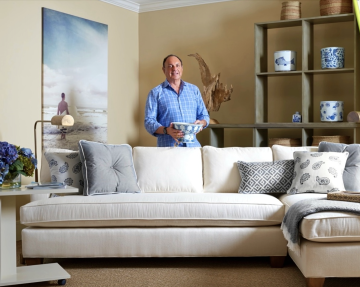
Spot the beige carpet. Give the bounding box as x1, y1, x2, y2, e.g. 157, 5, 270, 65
16, 241, 360, 287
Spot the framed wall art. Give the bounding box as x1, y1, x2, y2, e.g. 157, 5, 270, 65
42, 8, 108, 151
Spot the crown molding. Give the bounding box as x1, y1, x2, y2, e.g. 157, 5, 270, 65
100, 0, 235, 13
100, 0, 140, 13
138, 0, 234, 13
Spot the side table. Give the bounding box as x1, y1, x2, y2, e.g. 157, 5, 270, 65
0, 186, 78, 286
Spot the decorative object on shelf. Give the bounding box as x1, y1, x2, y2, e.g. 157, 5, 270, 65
268, 138, 301, 147
34, 115, 75, 182
0, 142, 37, 189
312, 135, 350, 146
292, 111, 302, 122
188, 53, 234, 124
321, 47, 345, 69
320, 0, 353, 16
354, 0, 360, 32
280, 1, 301, 20
320, 101, 344, 122
172, 122, 203, 144
274, 50, 296, 72
347, 111, 360, 122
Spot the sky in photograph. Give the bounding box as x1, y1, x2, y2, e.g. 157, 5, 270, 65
43, 8, 108, 110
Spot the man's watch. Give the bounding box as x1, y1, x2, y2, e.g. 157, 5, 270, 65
163, 127, 168, 134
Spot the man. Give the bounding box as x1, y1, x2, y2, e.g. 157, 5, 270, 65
57, 93, 69, 116
57, 93, 70, 139
144, 54, 210, 147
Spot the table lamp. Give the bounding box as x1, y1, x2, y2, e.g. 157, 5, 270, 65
33, 115, 75, 182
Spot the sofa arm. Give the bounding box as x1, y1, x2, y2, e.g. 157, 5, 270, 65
30, 194, 50, 202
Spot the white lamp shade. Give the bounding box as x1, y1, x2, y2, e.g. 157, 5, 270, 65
50, 115, 75, 126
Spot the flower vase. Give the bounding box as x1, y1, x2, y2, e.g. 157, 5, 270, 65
0, 174, 21, 189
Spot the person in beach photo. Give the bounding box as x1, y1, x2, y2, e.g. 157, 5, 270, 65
57, 93, 70, 140
144, 54, 210, 147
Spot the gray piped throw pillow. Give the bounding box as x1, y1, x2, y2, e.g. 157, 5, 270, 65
78, 140, 141, 196
318, 141, 360, 192
237, 160, 295, 193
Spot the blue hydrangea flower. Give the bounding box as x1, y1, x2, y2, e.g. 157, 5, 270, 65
0, 142, 18, 165
19, 148, 33, 158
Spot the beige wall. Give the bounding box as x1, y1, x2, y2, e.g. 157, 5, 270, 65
0, 0, 355, 232
139, 0, 354, 147
0, 0, 139, 220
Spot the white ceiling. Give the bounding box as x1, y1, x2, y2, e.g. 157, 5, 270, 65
100, 0, 235, 13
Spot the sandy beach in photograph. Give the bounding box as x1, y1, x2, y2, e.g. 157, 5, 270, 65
42, 105, 107, 151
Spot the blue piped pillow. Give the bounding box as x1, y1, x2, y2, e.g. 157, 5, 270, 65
318, 141, 360, 192
78, 140, 141, 196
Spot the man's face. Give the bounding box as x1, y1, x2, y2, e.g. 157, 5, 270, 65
162, 56, 183, 82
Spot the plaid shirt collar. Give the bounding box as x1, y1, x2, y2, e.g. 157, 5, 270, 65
162, 79, 187, 92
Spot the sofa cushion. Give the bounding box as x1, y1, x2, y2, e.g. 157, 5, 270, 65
271, 145, 318, 161
78, 140, 141, 196
287, 151, 348, 194
44, 151, 83, 195
203, 146, 273, 193
133, 147, 203, 193
280, 193, 360, 243
237, 160, 294, 194
20, 193, 285, 228
318, 141, 360, 192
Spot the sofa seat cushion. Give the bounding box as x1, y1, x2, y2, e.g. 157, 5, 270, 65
280, 193, 360, 243
20, 193, 284, 228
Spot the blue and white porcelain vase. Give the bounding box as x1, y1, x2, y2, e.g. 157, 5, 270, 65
274, 50, 296, 72
321, 47, 344, 69
320, 101, 344, 122
292, 111, 302, 123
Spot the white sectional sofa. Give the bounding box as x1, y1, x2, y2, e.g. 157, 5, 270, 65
20, 145, 360, 287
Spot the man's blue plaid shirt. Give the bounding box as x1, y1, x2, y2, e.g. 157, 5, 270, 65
144, 79, 210, 147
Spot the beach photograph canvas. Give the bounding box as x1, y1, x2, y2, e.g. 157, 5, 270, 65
42, 8, 108, 151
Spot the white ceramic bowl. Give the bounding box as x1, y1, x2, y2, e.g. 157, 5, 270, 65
172, 122, 203, 143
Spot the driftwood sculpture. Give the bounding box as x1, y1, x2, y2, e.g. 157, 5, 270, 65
188, 53, 233, 122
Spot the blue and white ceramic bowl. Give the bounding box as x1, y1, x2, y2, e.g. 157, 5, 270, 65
172, 122, 203, 143
320, 101, 344, 122
274, 50, 296, 72
321, 47, 344, 69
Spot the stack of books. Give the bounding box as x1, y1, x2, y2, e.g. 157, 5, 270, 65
327, 191, 360, 203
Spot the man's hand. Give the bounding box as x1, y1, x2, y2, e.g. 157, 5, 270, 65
168, 123, 184, 144
194, 120, 206, 133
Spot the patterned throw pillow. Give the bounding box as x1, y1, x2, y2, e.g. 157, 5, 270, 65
237, 160, 295, 193
44, 151, 83, 195
287, 151, 349, 194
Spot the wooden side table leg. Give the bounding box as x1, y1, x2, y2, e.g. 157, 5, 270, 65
269, 256, 286, 268
306, 278, 325, 287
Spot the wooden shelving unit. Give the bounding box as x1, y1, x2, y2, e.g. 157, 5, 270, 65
208, 13, 360, 148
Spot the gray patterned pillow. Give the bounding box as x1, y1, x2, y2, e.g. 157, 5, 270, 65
44, 151, 83, 195
237, 160, 294, 194
287, 151, 349, 194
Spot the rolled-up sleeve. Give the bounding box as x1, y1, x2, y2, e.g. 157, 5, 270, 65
195, 87, 210, 128
144, 90, 162, 136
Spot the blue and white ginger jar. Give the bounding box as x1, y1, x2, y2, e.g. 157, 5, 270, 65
320, 101, 343, 122
321, 47, 344, 69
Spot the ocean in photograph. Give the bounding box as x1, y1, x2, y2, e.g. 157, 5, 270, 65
42, 105, 107, 151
